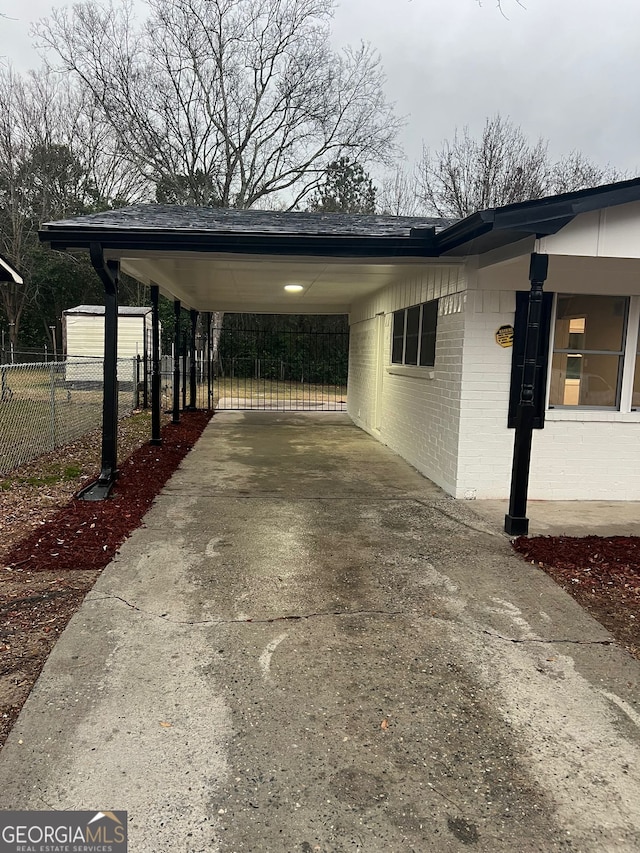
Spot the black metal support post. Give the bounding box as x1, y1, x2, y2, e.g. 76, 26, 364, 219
150, 284, 162, 445
504, 252, 549, 536
206, 311, 212, 410
142, 317, 149, 410
182, 338, 187, 410
173, 299, 181, 423
187, 308, 198, 409
78, 243, 120, 501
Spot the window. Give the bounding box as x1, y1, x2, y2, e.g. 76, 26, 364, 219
550, 295, 628, 408
391, 300, 438, 367
634, 317, 640, 409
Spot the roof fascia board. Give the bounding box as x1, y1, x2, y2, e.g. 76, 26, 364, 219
433, 211, 495, 254
436, 180, 640, 253
40, 228, 439, 259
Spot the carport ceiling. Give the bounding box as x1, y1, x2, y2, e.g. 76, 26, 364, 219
39, 206, 455, 314
118, 252, 449, 313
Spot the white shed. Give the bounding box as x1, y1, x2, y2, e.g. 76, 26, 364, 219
63, 305, 155, 384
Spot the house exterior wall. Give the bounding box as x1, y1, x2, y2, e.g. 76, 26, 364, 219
349, 252, 640, 502
455, 289, 516, 499
457, 271, 640, 501
348, 264, 467, 496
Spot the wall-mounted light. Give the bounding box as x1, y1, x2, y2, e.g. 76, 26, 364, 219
284, 284, 304, 293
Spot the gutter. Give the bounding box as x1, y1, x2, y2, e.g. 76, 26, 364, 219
39, 228, 441, 259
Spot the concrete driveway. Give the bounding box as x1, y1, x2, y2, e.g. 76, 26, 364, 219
0, 412, 639, 852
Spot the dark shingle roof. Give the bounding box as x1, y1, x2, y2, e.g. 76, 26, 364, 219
39, 177, 640, 258
45, 205, 455, 238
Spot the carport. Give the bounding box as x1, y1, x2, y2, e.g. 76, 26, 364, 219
38, 207, 452, 494
38, 178, 640, 533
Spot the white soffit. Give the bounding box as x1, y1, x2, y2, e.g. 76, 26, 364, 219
117, 252, 450, 313
477, 253, 640, 295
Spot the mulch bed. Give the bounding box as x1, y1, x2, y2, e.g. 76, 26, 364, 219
5, 411, 211, 573
513, 535, 640, 659
0, 411, 212, 749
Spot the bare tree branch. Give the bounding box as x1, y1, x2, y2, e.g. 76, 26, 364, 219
414, 114, 624, 218
34, 0, 402, 208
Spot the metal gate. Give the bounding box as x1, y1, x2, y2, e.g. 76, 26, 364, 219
212, 324, 348, 411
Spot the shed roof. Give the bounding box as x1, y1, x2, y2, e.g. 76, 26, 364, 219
64, 305, 151, 316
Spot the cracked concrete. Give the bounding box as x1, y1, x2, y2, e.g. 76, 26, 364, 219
0, 411, 639, 852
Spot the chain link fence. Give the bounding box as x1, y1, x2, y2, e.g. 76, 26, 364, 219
0, 357, 139, 475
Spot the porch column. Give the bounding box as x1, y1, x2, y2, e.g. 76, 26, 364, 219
150, 284, 162, 446
173, 300, 181, 424
188, 308, 198, 409
504, 252, 549, 536
79, 243, 119, 500
206, 311, 212, 410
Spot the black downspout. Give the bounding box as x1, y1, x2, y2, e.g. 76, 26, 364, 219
78, 243, 120, 501
504, 252, 549, 536
150, 284, 162, 446
173, 300, 181, 424
188, 308, 198, 409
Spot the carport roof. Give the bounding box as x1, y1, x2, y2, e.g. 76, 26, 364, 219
41, 206, 454, 256
37, 177, 640, 313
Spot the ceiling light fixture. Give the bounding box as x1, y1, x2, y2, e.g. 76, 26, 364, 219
284, 284, 304, 292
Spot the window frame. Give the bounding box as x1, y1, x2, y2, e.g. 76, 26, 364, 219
390, 299, 439, 369
546, 293, 640, 414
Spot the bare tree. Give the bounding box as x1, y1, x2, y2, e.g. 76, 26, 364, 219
377, 167, 420, 216
550, 150, 622, 195
415, 115, 622, 218
0, 65, 146, 347
476, 0, 526, 17
35, 0, 401, 210
0, 66, 30, 346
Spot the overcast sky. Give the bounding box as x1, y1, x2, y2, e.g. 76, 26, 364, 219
3, 0, 639, 176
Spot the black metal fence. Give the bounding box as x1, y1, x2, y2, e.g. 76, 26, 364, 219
212, 325, 349, 411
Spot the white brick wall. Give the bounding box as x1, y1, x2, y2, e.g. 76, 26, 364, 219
348, 265, 467, 495
349, 260, 640, 502
348, 317, 378, 430
455, 290, 516, 499
456, 288, 640, 501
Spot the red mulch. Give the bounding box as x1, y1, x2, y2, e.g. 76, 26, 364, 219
5, 411, 212, 573
513, 535, 640, 658
0, 411, 212, 750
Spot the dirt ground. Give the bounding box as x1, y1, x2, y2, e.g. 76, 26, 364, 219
0, 413, 638, 752
0, 410, 211, 750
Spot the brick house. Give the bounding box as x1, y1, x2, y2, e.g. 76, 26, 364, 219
39, 178, 640, 531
